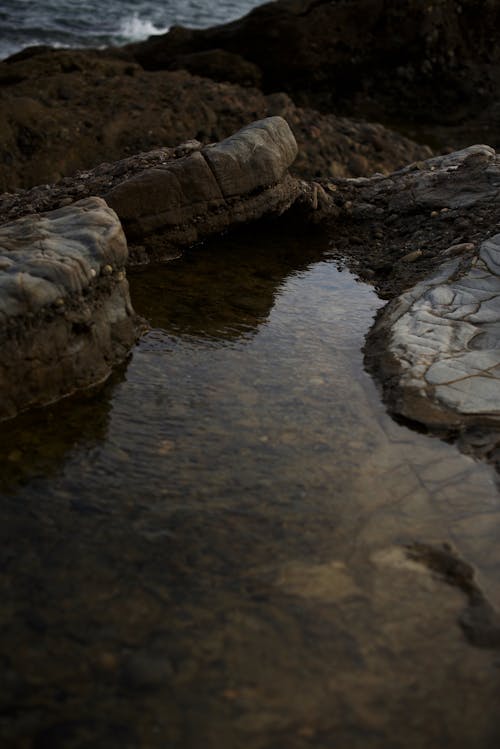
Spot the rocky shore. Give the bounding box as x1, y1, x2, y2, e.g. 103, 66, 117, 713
1, 0, 500, 470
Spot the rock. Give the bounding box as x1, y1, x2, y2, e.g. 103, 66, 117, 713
443, 242, 475, 257
1, 118, 303, 264
0, 49, 432, 192
372, 234, 500, 427
319, 144, 500, 297
126, 0, 500, 136
0, 197, 140, 421
307, 141, 500, 463
400, 249, 422, 263
105, 117, 301, 261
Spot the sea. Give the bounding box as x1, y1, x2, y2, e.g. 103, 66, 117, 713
0, 0, 266, 61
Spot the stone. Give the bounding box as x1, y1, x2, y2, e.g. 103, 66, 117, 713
0, 49, 433, 193
0, 197, 140, 421
105, 117, 302, 260
370, 232, 500, 426
1, 118, 303, 265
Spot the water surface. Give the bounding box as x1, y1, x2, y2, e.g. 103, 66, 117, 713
0, 0, 266, 60
1, 225, 499, 748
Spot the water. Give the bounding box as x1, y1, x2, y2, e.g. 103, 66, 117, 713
0, 0, 266, 61
1, 225, 500, 747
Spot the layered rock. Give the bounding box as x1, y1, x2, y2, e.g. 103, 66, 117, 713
318, 144, 500, 458
0, 197, 139, 420
105, 117, 300, 262
1, 118, 303, 264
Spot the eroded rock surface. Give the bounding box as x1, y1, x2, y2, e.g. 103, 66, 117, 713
0, 197, 139, 420
322, 145, 500, 459
106, 116, 300, 261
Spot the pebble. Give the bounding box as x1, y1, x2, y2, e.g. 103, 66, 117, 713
443, 242, 475, 257
401, 249, 423, 263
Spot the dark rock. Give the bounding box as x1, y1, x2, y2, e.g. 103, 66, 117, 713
126, 0, 500, 134
0, 49, 432, 192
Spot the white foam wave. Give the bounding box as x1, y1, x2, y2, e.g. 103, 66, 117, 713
118, 14, 169, 42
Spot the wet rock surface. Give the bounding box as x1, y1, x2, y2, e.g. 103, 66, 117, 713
0, 197, 139, 420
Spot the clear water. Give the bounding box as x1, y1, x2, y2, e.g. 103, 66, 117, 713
0, 0, 266, 60
1, 224, 500, 747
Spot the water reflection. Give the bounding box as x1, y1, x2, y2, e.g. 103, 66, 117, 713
0, 366, 125, 493
1, 223, 500, 748
129, 222, 330, 341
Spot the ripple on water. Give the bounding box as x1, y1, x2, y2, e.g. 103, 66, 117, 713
0, 225, 499, 748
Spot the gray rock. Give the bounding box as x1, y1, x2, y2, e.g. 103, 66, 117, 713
1, 118, 302, 265
0, 197, 140, 421
372, 233, 500, 425
105, 117, 301, 261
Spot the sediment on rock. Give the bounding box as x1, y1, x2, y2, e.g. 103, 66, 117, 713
0, 197, 140, 421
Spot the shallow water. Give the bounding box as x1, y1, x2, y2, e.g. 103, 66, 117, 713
1, 224, 500, 748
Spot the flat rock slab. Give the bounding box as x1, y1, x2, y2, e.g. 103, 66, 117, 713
0, 197, 139, 421
373, 233, 500, 426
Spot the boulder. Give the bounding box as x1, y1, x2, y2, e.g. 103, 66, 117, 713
127, 0, 500, 135
97, 117, 301, 262
1, 118, 303, 264
0, 197, 140, 420
0, 49, 432, 192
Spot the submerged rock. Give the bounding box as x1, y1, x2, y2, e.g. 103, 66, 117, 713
0, 197, 139, 421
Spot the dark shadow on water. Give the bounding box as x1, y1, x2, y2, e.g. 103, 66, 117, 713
0, 220, 331, 491
0, 362, 127, 493
129, 219, 332, 341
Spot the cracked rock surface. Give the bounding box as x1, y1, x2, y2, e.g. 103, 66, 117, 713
372, 235, 500, 426
0, 197, 140, 421
312, 143, 500, 460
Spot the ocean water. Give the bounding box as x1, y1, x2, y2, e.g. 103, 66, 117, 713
0, 0, 266, 61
